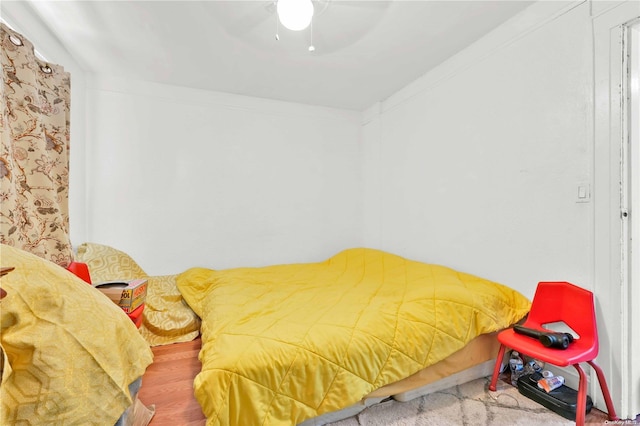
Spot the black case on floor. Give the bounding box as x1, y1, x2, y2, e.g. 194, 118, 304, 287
517, 373, 593, 421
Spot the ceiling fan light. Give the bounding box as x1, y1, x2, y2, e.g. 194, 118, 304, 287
277, 0, 314, 31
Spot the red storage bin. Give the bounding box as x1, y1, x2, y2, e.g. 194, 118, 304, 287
127, 304, 145, 328
67, 262, 144, 328
67, 261, 92, 283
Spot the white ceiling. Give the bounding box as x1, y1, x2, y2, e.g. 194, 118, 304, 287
25, 0, 534, 111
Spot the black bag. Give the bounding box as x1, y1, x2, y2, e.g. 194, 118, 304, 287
517, 372, 593, 421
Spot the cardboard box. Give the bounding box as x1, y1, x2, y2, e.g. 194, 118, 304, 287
93, 279, 147, 313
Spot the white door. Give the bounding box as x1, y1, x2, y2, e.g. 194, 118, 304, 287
594, 2, 640, 420
624, 18, 640, 420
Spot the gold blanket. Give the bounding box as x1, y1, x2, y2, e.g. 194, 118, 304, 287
0, 245, 153, 425
76, 242, 201, 347
177, 248, 530, 425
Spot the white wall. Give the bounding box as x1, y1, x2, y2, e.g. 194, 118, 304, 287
363, 0, 591, 300
85, 77, 363, 274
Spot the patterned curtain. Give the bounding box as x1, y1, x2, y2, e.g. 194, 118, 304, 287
0, 23, 73, 267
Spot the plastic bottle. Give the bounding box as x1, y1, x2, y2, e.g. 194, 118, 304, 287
509, 351, 525, 386
524, 358, 544, 375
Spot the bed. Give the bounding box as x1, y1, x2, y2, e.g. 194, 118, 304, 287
175, 247, 530, 425
1, 243, 530, 425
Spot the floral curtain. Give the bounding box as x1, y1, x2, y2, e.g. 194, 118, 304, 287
1, 23, 73, 267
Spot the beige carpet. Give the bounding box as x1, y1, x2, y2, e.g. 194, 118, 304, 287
327, 377, 577, 426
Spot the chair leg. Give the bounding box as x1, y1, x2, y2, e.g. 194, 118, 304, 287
572, 364, 588, 426
489, 344, 507, 391
587, 360, 619, 421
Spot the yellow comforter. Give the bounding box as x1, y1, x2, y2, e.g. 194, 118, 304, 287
177, 248, 530, 426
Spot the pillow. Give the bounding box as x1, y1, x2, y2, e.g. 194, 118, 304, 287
137, 274, 201, 346
76, 242, 201, 347
0, 244, 153, 425
76, 242, 147, 282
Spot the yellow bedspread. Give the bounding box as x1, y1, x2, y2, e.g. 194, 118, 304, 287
0, 245, 154, 425
177, 248, 530, 426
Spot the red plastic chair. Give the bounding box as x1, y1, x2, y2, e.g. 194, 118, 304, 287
489, 281, 618, 425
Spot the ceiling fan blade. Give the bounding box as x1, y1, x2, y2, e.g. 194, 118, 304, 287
206, 1, 275, 37
328, 1, 391, 11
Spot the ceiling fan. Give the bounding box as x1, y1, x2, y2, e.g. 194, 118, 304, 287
206, 0, 391, 54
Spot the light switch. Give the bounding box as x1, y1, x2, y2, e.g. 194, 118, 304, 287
577, 184, 590, 203
578, 186, 587, 198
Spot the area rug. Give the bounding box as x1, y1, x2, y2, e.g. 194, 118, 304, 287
327, 377, 576, 426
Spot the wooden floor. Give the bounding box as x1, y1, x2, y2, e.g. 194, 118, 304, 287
138, 338, 206, 426
137, 338, 618, 425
